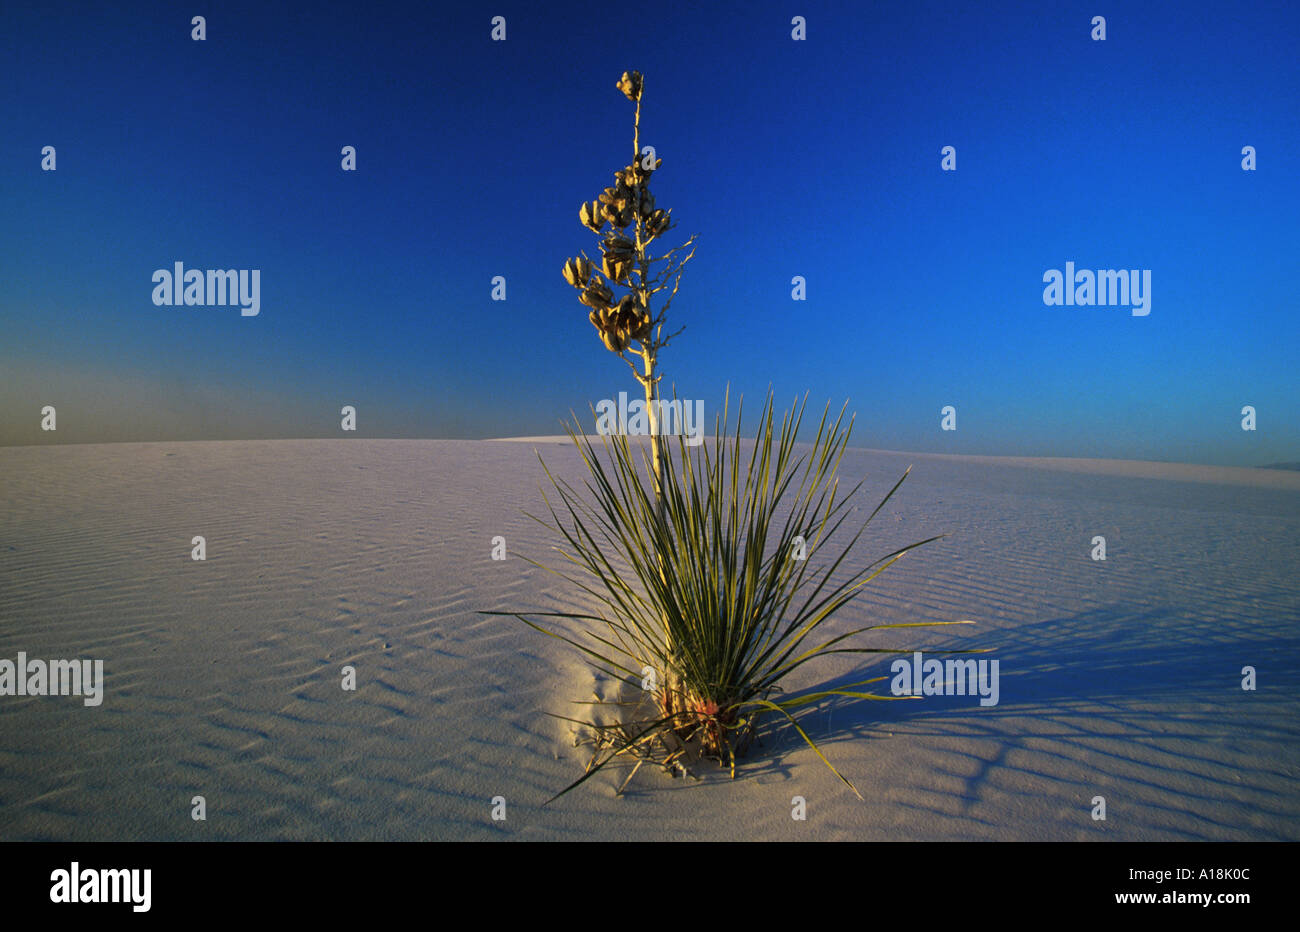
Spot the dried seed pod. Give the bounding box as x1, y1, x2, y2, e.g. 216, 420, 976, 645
562, 257, 592, 288
646, 208, 671, 235
580, 200, 604, 232
578, 279, 613, 309
638, 192, 655, 218
616, 70, 643, 102
607, 295, 650, 344
602, 329, 627, 353
601, 234, 634, 259
612, 293, 635, 327
602, 254, 629, 282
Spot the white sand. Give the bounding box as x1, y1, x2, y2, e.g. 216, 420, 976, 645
1, 438, 1297, 841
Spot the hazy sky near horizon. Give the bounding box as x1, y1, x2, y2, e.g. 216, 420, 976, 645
1, 0, 1296, 465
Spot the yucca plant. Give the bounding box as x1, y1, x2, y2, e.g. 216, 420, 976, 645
487, 70, 972, 801
491, 391, 974, 801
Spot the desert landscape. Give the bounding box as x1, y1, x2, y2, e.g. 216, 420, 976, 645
1, 437, 1296, 841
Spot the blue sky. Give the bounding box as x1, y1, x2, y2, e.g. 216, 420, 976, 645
1, 0, 1296, 464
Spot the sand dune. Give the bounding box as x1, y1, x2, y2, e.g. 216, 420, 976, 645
1, 439, 1297, 840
